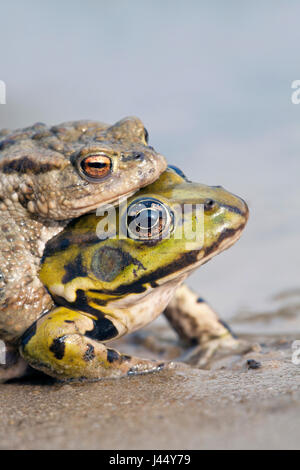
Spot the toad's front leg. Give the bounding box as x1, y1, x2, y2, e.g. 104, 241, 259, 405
20, 307, 166, 381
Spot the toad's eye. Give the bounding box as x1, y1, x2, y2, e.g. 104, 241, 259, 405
127, 198, 172, 241
78, 154, 112, 181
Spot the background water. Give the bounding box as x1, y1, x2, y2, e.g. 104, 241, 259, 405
0, 1, 299, 333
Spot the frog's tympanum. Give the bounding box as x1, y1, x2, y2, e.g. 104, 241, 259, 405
19, 167, 249, 381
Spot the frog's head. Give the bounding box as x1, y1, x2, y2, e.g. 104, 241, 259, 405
0, 117, 166, 220
40, 167, 249, 317
114, 166, 249, 284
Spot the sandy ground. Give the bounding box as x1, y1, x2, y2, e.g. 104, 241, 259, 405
0, 326, 299, 450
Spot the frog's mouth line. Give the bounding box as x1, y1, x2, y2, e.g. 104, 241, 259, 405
103, 225, 246, 310
149, 223, 246, 288
87, 223, 246, 300
48, 224, 246, 317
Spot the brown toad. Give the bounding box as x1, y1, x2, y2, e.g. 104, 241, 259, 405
0, 117, 166, 376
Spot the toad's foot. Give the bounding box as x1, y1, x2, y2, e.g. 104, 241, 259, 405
20, 307, 168, 382
164, 284, 251, 367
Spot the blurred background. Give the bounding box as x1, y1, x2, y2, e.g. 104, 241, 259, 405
0, 0, 299, 333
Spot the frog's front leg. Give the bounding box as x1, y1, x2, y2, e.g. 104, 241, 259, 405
164, 284, 234, 344
164, 284, 249, 367
20, 307, 165, 381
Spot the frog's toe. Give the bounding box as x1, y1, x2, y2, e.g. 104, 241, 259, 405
127, 360, 169, 376
178, 335, 252, 368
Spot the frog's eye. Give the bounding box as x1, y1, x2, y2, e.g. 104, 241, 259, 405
127, 198, 172, 241
78, 154, 112, 182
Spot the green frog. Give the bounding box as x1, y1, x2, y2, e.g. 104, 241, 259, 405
20, 167, 249, 381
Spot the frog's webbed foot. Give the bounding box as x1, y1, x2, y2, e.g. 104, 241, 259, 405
177, 335, 251, 368
20, 307, 168, 382
164, 284, 251, 368
0, 344, 30, 382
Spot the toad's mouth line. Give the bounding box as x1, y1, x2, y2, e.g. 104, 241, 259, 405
68, 189, 138, 212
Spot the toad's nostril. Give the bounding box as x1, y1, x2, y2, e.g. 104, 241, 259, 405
121, 152, 145, 162
133, 152, 144, 160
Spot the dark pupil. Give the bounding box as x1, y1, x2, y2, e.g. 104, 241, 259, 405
137, 209, 159, 230
85, 161, 107, 169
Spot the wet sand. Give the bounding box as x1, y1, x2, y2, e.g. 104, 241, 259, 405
0, 328, 299, 450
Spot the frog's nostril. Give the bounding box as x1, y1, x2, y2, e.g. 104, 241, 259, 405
204, 199, 216, 211
212, 185, 223, 189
